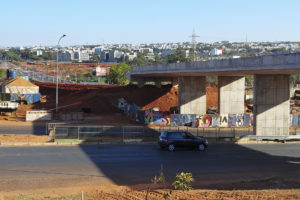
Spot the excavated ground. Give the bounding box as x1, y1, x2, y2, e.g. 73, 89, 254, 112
2, 82, 218, 123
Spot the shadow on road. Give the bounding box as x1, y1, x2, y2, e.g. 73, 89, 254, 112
77, 143, 300, 190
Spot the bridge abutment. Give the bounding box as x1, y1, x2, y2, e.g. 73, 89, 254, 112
179, 76, 206, 114
137, 79, 144, 88
219, 76, 245, 114
254, 75, 290, 136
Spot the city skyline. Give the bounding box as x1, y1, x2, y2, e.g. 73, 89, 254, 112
1, 0, 300, 46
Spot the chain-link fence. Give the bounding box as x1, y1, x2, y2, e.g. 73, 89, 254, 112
48, 123, 253, 143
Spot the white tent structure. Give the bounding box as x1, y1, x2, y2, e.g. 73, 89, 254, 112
1, 77, 39, 94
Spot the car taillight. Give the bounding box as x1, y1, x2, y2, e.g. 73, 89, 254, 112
163, 139, 168, 143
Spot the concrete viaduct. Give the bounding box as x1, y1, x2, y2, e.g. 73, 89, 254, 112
128, 53, 300, 136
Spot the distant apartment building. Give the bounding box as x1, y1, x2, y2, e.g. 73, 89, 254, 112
58, 51, 72, 61
100, 51, 108, 62
139, 48, 153, 54
99, 50, 122, 62
34, 50, 43, 56
74, 51, 90, 62
211, 48, 224, 56
93, 47, 102, 54
113, 50, 124, 59
145, 53, 155, 61
100, 50, 114, 62
125, 52, 137, 61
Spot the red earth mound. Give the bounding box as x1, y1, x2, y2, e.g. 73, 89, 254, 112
34, 83, 179, 114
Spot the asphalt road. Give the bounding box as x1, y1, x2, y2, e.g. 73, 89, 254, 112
0, 124, 46, 135
0, 144, 299, 192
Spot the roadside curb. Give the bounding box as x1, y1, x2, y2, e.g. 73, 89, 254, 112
0, 141, 158, 147
1, 139, 299, 147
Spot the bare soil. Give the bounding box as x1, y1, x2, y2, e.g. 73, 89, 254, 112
2, 82, 219, 122
20, 62, 117, 77
2, 182, 300, 200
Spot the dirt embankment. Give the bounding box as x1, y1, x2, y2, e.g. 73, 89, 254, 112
21, 62, 117, 76
2, 82, 219, 123
34, 83, 179, 114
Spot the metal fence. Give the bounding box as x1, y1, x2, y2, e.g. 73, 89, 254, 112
48, 123, 253, 143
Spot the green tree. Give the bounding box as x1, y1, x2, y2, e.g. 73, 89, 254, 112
127, 53, 151, 67
89, 53, 100, 63
0, 69, 6, 81
108, 62, 130, 85
165, 46, 189, 63
245, 75, 254, 86
42, 51, 56, 60
172, 172, 194, 199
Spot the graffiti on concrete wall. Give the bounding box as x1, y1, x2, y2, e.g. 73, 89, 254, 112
228, 114, 252, 127
220, 114, 228, 127
171, 114, 197, 127
198, 114, 212, 127
193, 114, 253, 128
118, 98, 264, 128
145, 110, 154, 124
211, 115, 221, 127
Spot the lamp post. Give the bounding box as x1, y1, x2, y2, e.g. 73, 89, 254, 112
56, 34, 66, 113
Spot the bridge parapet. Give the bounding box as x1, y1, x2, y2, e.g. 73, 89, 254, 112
130, 54, 300, 77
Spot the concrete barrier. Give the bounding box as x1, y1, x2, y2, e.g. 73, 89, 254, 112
26, 110, 52, 121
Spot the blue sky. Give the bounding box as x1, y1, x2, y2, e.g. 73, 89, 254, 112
1, 0, 300, 46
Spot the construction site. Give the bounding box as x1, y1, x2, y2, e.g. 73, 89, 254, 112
1, 64, 300, 200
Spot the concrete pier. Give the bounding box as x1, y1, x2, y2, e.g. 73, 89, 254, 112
219, 76, 245, 114
155, 79, 161, 88
179, 76, 206, 114
137, 79, 144, 88
254, 75, 290, 136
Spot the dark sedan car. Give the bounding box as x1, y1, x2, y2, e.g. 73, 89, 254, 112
158, 130, 208, 151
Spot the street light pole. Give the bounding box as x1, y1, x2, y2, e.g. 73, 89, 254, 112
56, 34, 66, 113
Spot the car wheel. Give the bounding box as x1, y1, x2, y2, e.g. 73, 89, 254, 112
198, 144, 205, 151
168, 144, 175, 152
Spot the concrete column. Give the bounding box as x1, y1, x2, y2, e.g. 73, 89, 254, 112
137, 79, 144, 88
155, 79, 161, 88
219, 76, 245, 114
172, 78, 178, 88
178, 76, 206, 114
254, 75, 290, 136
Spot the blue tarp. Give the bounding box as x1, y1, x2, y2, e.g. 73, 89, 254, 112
25, 94, 40, 104
33, 93, 40, 104
9, 93, 40, 104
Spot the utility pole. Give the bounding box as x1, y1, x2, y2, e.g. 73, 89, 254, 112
189, 29, 199, 62
56, 34, 66, 113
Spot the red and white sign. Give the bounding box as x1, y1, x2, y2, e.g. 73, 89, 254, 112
94, 66, 107, 76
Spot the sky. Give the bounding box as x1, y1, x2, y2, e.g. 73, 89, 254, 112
1, 0, 300, 46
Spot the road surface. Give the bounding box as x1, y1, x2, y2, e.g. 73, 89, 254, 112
0, 144, 299, 192
0, 124, 46, 135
